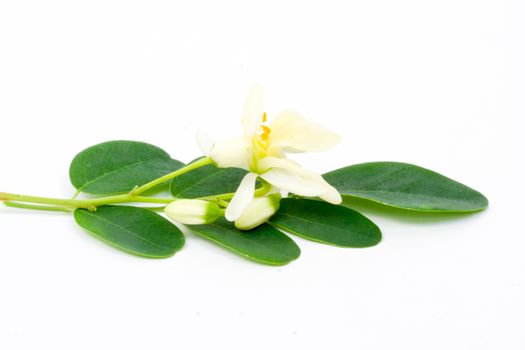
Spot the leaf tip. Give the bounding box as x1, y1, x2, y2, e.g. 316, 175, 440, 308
469, 190, 489, 212
476, 198, 489, 213
370, 229, 383, 247
480, 195, 489, 210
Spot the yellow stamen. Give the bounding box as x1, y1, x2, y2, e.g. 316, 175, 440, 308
261, 125, 271, 141
262, 112, 267, 123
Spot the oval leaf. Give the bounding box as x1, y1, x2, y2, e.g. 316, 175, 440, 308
70, 140, 184, 194
190, 218, 300, 265
74, 206, 185, 258
324, 162, 488, 212
170, 163, 248, 198
270, 198, 381, 247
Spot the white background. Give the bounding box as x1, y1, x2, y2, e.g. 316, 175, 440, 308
1, 1, 523, 349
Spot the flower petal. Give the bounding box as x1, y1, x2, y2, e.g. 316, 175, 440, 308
268, 110, 340, 153
319, 185, 343, 205
242, 84, 264, 139
267, 110, 304, 130
235, 194, 281, 231
225, 172, 258, 221
209, 137, 250, 169
260, 168, 327, 197
258, 157, 342, 204
257, 156, 308, 176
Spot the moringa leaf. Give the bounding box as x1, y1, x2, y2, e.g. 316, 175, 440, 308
70, 140, 183, 194
190, 218, 300, 265
170, 164, 248, 198
324, 162, 488, 212
74, 205, 185, 258
270, 198, 381, 247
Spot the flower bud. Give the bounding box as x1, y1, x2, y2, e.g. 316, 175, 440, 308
164, 199, 223, 225
235, 194, 281, 231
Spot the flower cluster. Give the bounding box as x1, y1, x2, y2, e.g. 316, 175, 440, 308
165, 85, 341, 230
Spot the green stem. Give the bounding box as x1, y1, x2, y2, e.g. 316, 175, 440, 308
198, 180, 273, 202
132, 196, 174, 204
3, 201, 73, 212
72, 189, 81, 199
131, 157, 213, 196
0, 192, 174, 210
1, 192, 86, 208
0, 158, 213, 212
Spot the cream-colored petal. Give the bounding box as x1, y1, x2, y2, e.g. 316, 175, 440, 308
258, 157, 342, 203
225, 172, 258, 221
268, 110, 340, 153
260, 168, 327, 197
267, 110, 304, 131
234, 194, 281, 231
257, 156, 306, 175
242, 84, 265, 139
195, 129, 215, 156
319, 185, 343, 205
208, 137, 250, 169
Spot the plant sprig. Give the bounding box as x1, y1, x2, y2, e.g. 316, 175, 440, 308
0, 86, 488, 265
1, 140, 488, 265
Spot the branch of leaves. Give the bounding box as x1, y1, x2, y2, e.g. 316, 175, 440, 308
2, 140, 488, 265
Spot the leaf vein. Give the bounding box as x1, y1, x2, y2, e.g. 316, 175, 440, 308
80, 210, 170, 251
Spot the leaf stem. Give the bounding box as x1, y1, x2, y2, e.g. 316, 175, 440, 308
3, 201, 74, 212
0, 192, 175, 210
132, 197, 174, 204
72, 189, 81, 199
197, 180, 273, 202
0, 192, 85, 208
0, 158, 213, 212
130, 157, 213, 196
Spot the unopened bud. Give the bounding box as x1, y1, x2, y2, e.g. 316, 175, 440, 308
235, 194, 281, 231
164, 199, 223, 225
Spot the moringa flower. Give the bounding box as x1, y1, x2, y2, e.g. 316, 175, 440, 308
202, 85, 342, 222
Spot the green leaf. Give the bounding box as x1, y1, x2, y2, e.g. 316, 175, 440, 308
170, 163, 248, 198
190, 218, 300, 265
70, 140, 184, 194
74, 206, 185, 258
270, 198, 381, 247
324, 162, 488, 212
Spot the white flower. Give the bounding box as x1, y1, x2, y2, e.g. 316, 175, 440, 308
235, 194, 281, 231
202, 85, 342, 222
164, 199, 223, 225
